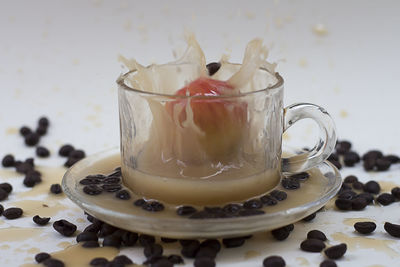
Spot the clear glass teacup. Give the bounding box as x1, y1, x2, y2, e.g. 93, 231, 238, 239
117, 63, 336, 206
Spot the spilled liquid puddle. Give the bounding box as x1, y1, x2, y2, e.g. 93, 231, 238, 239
0, 227, 43, 242
378, 181, 399, 192
331, 232, 399, 257
0, 169, 20, 179
8, 199, 68, 217
244, 250, 260, 259
295, 257, 310, 266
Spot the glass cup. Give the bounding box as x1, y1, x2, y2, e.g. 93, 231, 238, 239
117, 63, 336, 206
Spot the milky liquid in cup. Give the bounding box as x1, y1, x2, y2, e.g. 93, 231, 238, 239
119, 34, 280, 205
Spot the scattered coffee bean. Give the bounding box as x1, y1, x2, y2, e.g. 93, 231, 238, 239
302, 212, 317, 222
113, 255, 133, 265
281, 177, 300, 190
35, 252, 51, 263
238, 209, 265, 216
103, 177, 121, 184
80, 177, 101, 185
206, 62, 221, 76
36, 146, 50, 158
134, 198, 146, 207
363, 181, 380, 194
2, 154, 15, 167
328, 159, 342, 170
16, 162, 34, 174
0, 204, 4, 215
336, 140, 351, 154
89, 257, 108, 266
50, 184, 62, 194
150, 258, 173, 267
179, 239, 198, 247
243, 199, 263, 209
260, 195, 278, 206
328, 153, 339, 161
340, 183, 352, 193
222, 203, 242, 214
222, 237, 246, 248
196, 247, 217, 259
363, 158, 375, 171
344, 175, 358, 183
43, 258, 65, 267
33, 215, 50, 226
20, 126, 32, 137
82, 240, 100, 248
355, 193, 374, 204
362, 150, 383, 161
83, 185, 103, 195
271, 225, 293, 241
391, 187, 400, 199
177, 206, 197, 216
384, 155, 399, 164
64, 157, 80, 167
24, 132, 40, 146
270, 190, 287, 201
84, 223, 102, 233
376, 158, 391, 171
98, 223, 117, 237
335, 198, 352, 210
161, 237, 178, 243
351, 197, 368, 210
384, 222, 400, 238
53, 219, 77, 237
38, 117, 50, 128
139, 234, 156, 246
76, 232, 98, 243
181, 240, 200, 258
0, 188, 8, 201
354, 222, 376, 234
103, 235, 122, 248
300, 238, 326, 252
200, 239, 221, 253
69, 149, 86, 160
102, 184, 122, 192
36, 125, 47, 136
337, 190, 357, 200
59, 144, 74, 157
352, 181, 364, 190
3, 207, 23, 219
142, 201, 164, 212
343, 151, 360, 166
167, 254, 184, 264
115, 189, 131, 200
320, 260, 337, 267
121, 231, 138, 246
377, 193, 395, 206
307, 230, 327, 241
324, 243, 347, 259
263, 255, 286, 267
194, 257, 216, 267
144, 243, 164, 258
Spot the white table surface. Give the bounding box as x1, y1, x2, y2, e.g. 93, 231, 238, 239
0, 0, 399, 266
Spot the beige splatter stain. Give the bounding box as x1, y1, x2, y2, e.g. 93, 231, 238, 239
57, 241, 73, 249
282, 132, 291, 141
123, 20, 132, 31
5, 127, 18, 135
298, 58, 308, 67
0, 169, 18, 179
8, 199, 67, 217
379, 181, 399, 192
331, 232, 399, 257
0, 227, 43, 242
244, 11, 256, 20
0, 244, 10, 250
72, 59, 80, 65
296, 257, 310, 266
76, 218, 86, 223
27, 247, 40, 254
343, 217, 376, 227
244, 250, 260, 259
340, 110, 348, 118
312, 23, 328, 36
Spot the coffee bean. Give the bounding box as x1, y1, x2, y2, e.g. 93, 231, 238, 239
340, 183, 352, 193
260, 195, 278, 206
376, 158, 391, 171
76, 232, 98, 243
281, 177, 300, 190
103, 235, 122, 248
344, 175, 358, 183
139, 234, 156, 246
38, 117, 49, 128
82, 241, 99, 248
50, 184, 62, 194
150, 258, 173, 267
83, 185, 103, 195
270, 190, 287, 201
25, 132, 40, 146
181, 240, 200, 258
64, 157, 80, 167
98, 223, 117, 237
196, 247, 217, 259
160, 237, 177, 243
352, 181, 364, 190
320, 260, 337, 267
352, 197, 368, 210
113, 255, 133, 265
53, 219, 77, 236
167, 254, 184, 264
324, 243, 347, 259
364, 181, 380, 194
194, 257, 215, 267
355, 193, 374, 204
115, 189, 131, 200
336, 140, 351, 154
142, 201, 164, 212
2, 154, 15, 167
36, 146, 50, 158
377, 193, 396, 206
335, 198, 352, 210
329, 159, 342, 170
84, 223, 102, 234
337, 190, 357, 200
363, 158, 375, 171
43, 258, 65, 267
0, 204, 4, 215
69, 149, 85, 159
121, 231, 138, 246
307, 230, 327, 241
362, 150, 383, 161
243, 199, 263, 209
102, 184, 122, 192
221, 203, 241, 215
391, 187, 400, 199
33, 215, 50, 226
16, 162, 34, 174
290, 172, 310, 181
200, 239, 221, 253
221, 237, 246, 248
36, 125, 48, 136
300, 238, 326, 252
384, 222, 400, 238
89, 257, 108, 266
354, 222, 376, 234
144, 243, 163, 258
0, 188, 8, 201
271, 225, 293, 241
238, 209, 265, 216
328, 153, 339, 161
35, 252, 51, 263
80, 178, 101, 185
23, 172, 41, 187
177, 206, 197, 216
384, 155, 399, 164
20, 126, 32, 137
59, 145, 74, 157
263, 255, 286, 267
206, 62, 221, 76
343, 151, 360, 167
103, 177, 121, 184
134, 198, 146, 207
302, 212, 317, 222
3, 207, 23, 219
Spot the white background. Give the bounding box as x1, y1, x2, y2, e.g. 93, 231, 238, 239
0, 1, 400, 266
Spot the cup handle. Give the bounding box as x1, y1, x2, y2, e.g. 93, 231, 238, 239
282, 103, 337, 173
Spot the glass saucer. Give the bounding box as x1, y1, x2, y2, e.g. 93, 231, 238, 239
62, 148, 341, 239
